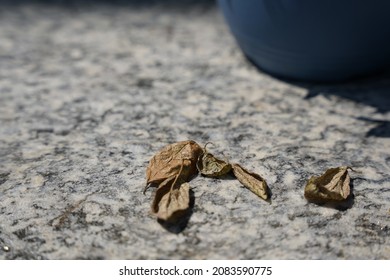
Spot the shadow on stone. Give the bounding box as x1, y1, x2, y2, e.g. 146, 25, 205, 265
264, 186, 272, 204
303, 75, 390, 138
295, 71, 390, 138
157, 189, 195, 234
245, 54, 390, 137
262, 63, 390, 115
302, 70, 390, 114
357, 117, 390, 138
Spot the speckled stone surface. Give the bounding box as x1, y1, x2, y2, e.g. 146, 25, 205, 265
1, 1, 390, 260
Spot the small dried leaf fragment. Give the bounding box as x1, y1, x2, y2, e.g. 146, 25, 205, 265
152, 182, 190, 222
198, 152, 231, 178
304, 166, 351, 203
146, 140, 203, 188
232, 163, 269, 200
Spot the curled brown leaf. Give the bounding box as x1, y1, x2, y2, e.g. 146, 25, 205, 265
198, 151, 231, 178
304, 166, 352, 203
145, 140, 203, 192
231, 163, 269, 201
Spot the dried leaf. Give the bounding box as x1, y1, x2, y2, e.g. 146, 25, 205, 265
145, 140, 203, 191
231, 163, 269, 200
151, 175, 176, 214
152, 182, 190, 222
304, 166, 351, 203
198, 152, 231, 178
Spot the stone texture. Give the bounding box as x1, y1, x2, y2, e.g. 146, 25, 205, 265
1, 0, 390, 259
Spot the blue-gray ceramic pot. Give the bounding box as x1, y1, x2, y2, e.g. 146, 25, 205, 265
218, 0, 390, 82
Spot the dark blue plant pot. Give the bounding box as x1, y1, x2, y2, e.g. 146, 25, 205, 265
218, 0, 390, 82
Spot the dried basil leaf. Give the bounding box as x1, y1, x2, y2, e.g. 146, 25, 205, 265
152, 182, 190, 222
145, 140, 203, 192
304, 166, 351, 203
198, 152, 232, 178
231, 163, 269, 200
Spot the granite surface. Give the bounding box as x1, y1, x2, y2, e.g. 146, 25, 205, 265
1, 0, 390, 260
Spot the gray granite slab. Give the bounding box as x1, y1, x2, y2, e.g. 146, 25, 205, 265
0, 1, 389, 259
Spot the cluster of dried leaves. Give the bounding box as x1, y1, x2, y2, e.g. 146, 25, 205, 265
145, 140, 269, 223
145, 140, 355, 224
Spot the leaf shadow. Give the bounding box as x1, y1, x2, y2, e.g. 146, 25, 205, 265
264, 186, 273, 203
157, 189, 195, 234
